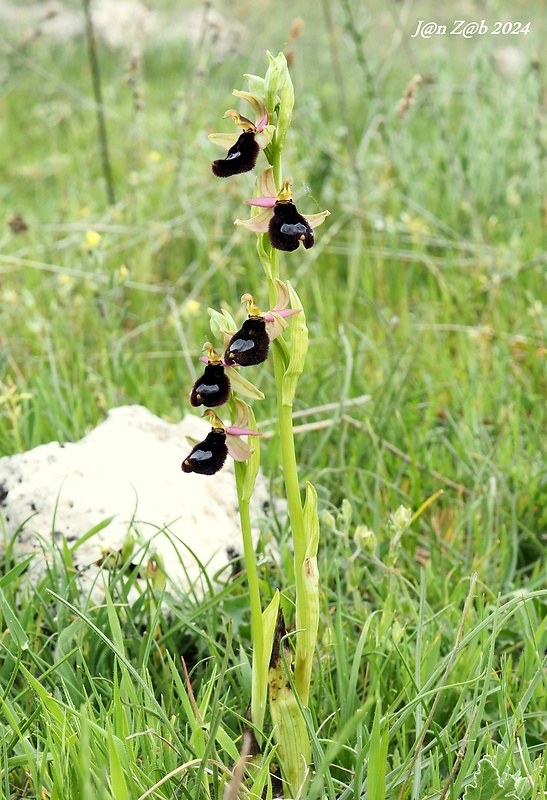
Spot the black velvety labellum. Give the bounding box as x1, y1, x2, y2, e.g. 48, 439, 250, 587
224, 317, 269, 367
190, 364, 231, 407
268, 201, 314, 251
181, 429, 228, 475
211, 131, 260, 178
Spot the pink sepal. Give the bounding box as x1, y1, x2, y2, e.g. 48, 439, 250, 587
262, 309, 301, 322
244, 196, 276, 208
226, 426, 262, 437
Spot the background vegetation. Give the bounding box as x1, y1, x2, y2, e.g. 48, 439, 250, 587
0, 0, 545, 797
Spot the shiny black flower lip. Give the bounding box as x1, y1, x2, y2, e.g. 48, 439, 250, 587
211, 131, 260, 178
190, 362, 231, 407
268, 201, 314, 251
181, 429, 228, 475
181, 407, 261, 475
224, 317, 270, 367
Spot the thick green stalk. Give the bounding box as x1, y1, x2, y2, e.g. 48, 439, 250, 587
234, 462, 265, 734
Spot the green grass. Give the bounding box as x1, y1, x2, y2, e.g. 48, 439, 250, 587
1, 0, 546, 797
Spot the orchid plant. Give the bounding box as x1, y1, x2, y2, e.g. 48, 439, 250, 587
181, 52, 329, 799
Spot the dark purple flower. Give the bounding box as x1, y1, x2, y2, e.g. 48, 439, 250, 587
181, 429, 228, 475
211, 131, 260, 178
190, 345, 231, 407
268, 201, 314, 252
224, 317, 270, 367
181, 407, 261, 476
235, 170, 329, 250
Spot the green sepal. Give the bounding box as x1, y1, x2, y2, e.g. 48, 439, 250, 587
281, 281, 308, 406
208, 307, 237, 342
228, 369, 265, 401
243, 73, 268, 106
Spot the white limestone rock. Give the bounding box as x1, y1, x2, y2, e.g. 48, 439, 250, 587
0, 406, 269, 595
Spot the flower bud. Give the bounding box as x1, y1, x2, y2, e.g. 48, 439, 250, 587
145, 554, 166, 591
353, 525, 377, 554
391, 505, 413, 534
276, 56, 294, 151
341, 498, 352, 526
264, 51, 283, 121
321, 509, 336, 531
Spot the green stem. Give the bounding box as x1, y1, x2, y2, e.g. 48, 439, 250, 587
234, 462, 265, 734
265, 145, 311, 702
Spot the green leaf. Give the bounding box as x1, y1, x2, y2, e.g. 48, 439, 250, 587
295, 482, 320, 705
19, 664, 76, 741
0, 587, 29, 649
108, 726, 129, 800
68, 516, 116, 555
0, 555, 35, 589
252, 590, 280, 736
463, 756, 520, 800
367, 702, 388, 800
281, 281, 308, 407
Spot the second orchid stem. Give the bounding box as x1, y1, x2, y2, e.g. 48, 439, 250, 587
268, 248, 309, 702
